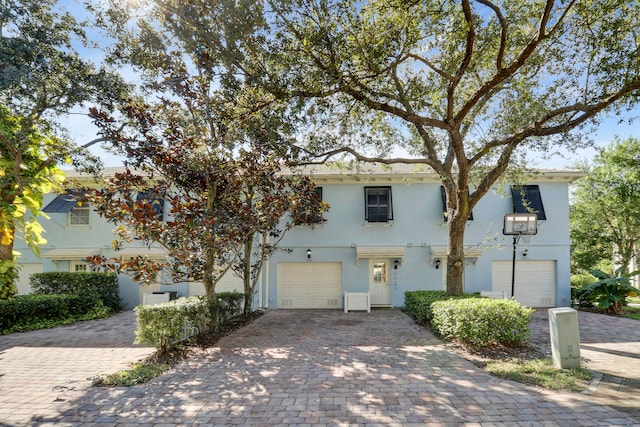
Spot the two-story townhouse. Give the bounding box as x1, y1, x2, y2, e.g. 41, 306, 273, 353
15, 164, 584, 310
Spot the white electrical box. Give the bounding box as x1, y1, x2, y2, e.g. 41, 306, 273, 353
548, 307, 581, 369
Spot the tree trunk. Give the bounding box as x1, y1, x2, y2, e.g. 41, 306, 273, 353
0, 189, 18, 299
0, 239, 18, 299
446, 210, 467, 295
242, 236, 253, 316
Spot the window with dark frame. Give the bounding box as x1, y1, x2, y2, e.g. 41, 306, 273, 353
510, 185, 546, 220
294, 187, 324, 225
440, 186, 474, 222
365, 186, 393, 223
136, 190, 164, 219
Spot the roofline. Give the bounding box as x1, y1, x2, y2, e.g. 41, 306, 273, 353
61, 164, 586, 185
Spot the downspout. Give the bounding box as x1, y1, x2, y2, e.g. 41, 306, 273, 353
264, 233, 270, 309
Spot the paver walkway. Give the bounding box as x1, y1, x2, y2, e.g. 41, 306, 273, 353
0, 310, 154, 426
1, 308, 638, 426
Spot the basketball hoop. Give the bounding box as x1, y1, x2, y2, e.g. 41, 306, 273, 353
503, 213, 538, 299
503, 213, 538, 236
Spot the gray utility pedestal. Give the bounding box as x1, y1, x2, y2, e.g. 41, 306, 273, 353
548, 307, 581, 369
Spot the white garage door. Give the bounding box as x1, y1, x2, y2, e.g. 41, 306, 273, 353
16, 263, 43, 295
492, 260, 556, 307
278, 262, 342, 309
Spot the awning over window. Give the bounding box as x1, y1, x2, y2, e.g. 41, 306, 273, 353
116, 247, 168, 260
43, 248, 100, 260
356, 246, 405, 264
42, 191, 81, 213
429, 245, 483, 265
511, 185, 546, 221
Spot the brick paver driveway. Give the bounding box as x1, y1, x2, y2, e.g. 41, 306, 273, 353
6, 309, 637, 426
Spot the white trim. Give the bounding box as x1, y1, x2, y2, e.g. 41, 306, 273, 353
429, 245, 483, 265
44, 248, 100, 260
356, 246, 405, 265
116, 247, 168, 260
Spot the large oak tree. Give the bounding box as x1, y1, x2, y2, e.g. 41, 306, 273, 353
0, 0, 126, 298
95, 0, 640, 294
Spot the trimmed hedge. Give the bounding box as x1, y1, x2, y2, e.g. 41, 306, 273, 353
404, 290, 476, 324
30, 272, 122, 312
430, 298, 533, 347
135, 292, 245, 353
0, 293, 110, 334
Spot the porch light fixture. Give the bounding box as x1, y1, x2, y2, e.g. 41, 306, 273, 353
307, 248, 311, 259
435, 259, 441, 269
394, 259, 400, 269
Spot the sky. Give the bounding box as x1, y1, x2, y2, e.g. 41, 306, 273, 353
58, 0, 639, 170
63, 107, 640, 170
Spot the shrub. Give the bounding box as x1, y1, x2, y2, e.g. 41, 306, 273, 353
576, 268, 639, 314
431, 298, 533, 347
571, 273, 597, 305
208, 292, 245, 327
30, 272, 122, 312
0, 293, 110, 334
135, 292, 245, 353
404, 290, 476, 324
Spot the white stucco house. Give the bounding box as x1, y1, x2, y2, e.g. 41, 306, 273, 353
15, 164, 584, 310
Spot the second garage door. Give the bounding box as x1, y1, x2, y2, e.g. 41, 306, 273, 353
278, 262, 342, 309
492, 260, 556, 307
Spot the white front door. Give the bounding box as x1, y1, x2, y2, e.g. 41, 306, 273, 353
369, 259, 391, 306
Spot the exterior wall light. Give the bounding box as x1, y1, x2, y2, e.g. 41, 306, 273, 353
394, 259, 400, 269
435, 259, 441, 269
307, 248, 311, 259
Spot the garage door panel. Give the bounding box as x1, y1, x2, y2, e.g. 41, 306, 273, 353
492, 260, 556, 307
278, 262, 342, 309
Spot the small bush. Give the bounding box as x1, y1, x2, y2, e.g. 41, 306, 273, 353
135, 293, 245, 353
404, 290, 476, 325
431, 298, 533, 347
135, 297, 207, 353
208, 292, 245, 327
0, 293, 110, 334
31, 272, 122, 312
571, 273, 597, 305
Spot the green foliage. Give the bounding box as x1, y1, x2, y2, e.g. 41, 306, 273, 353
97, 362, 170, 387
571, 273, 598, 306
430, 298, 534, 347
135, 293, 245, 353
571, 137, 640, 273
207, 292, 245, 327
0, 0, 127, 299
0, 293, 110, 334
576, 268, 639, 314
403, 290, 476, 325
30, 272, 122, 312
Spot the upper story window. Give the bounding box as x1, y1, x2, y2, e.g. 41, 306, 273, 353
136, 190, 164, 219
68, 204, 90, 225
440, 186, 474, 222
42, 190, 90, 226
365, 186, 393, 223
511, 185, 546, 220
294, 187, 324, 225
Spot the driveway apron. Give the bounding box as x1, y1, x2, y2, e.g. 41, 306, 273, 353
6, 308, 638, 426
